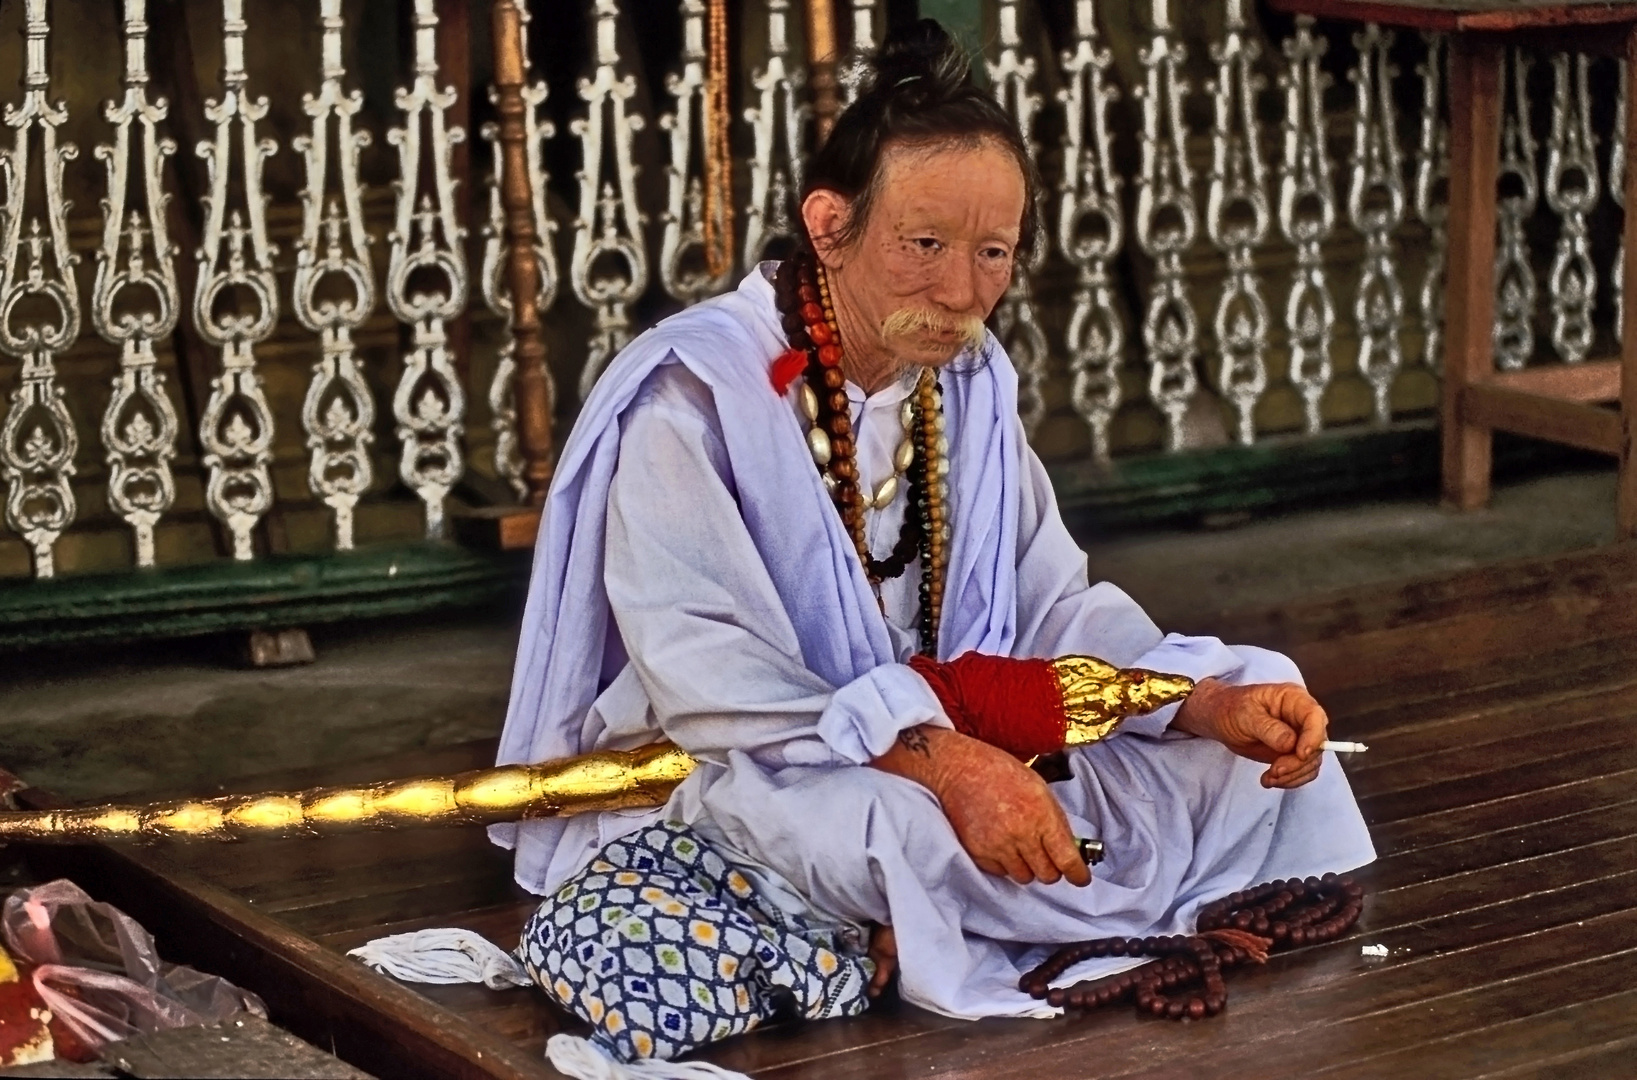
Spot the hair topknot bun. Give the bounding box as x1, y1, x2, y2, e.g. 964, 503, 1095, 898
865, 19, 972, 100
805, 17, 1042, 258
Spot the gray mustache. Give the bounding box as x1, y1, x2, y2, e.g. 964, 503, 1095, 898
880, 308, 987, 350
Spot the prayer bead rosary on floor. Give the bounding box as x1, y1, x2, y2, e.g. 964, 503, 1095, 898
1020, 874, 1365, 1020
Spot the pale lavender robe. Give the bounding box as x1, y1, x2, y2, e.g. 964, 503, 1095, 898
494, 265, 1375, 1020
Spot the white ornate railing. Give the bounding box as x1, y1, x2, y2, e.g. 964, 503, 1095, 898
0, 0, 1629, 584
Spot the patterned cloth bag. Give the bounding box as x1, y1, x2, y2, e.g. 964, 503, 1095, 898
517, 821, 873, 1062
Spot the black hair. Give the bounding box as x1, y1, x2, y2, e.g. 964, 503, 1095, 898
801, 19, 1042, 258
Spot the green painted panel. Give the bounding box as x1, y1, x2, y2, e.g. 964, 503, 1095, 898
0, 427, 1602, 650
1051, 423, 1603, 534
919, 0, 985, 77
0, 544, 530, 650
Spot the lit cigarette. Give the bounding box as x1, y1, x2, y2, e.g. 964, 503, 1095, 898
1321, 740, 1368, 753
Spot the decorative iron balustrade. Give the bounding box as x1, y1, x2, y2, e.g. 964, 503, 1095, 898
0, 0, 1628, 583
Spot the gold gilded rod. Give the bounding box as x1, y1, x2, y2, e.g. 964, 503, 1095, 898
0, 743, 697, 843
1052, 658, 1195, 745
0, 659, 1191, 844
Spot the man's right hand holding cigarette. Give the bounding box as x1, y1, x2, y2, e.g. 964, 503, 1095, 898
1170, 679, 1330, 790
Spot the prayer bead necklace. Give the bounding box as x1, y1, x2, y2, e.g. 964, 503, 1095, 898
1018, 874, 1365, 1020
773, 254, 949, 655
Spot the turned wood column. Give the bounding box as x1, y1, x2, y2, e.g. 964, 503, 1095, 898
805, 0, 841, 141
492, 0, 555, 505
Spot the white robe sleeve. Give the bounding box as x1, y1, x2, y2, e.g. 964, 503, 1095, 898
1009, 431, 1300, 739
604, 365, 951, 770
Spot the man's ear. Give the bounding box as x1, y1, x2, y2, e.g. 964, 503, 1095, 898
802, 188, 852, 269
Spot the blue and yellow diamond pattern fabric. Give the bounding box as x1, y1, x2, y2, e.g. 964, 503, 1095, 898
516, 821, 873, 1062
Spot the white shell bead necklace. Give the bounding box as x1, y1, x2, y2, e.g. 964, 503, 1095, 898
800, 383, 917, 510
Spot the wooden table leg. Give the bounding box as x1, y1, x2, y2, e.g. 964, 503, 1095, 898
1621, 28, 1637, 538
1441, 34, 1504, 511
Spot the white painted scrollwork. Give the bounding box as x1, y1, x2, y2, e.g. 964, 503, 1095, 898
1205, 0, 1270, 446
571, 0, 648, 399
1347, 24, 1406, 425
0, 0, 80, 578
742, 0, 807, 269
1494, 48, 1537, 371
294, 0, 377, 550
1057, 0, 1124, 461
988, 0, 1049, 438
658, 0, 731, 304
194, 0, 279, 563
95, 0, 179, 570
1135, 0, 1200, 452
1413, 33, 1448, 373
1277, 16, 1335, 436
481, 0, 558, 501
386, 0, 469, 539
1545, 52, 1598, 364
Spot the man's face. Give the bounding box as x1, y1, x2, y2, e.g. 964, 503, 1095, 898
829, 139, 1025, 370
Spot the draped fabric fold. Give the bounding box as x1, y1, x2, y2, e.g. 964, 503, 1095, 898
493, 266, 1021, 895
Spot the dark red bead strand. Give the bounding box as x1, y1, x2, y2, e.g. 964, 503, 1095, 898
1019, 876, 1365, 1022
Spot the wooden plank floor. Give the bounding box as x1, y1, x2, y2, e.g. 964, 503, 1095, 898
147, 541, 1637, 1078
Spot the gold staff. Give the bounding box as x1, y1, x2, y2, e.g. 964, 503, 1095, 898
0, 659, 1192, 843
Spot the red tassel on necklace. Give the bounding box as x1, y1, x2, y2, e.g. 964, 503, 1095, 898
769, 347, 809, 394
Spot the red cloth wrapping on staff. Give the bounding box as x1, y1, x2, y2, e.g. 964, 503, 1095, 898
908, 652, 1066, 760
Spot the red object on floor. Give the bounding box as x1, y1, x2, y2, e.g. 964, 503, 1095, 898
0, 944, 93, 1065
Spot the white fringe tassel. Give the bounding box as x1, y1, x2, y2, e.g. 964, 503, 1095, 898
347, 928, 532, 990
546, 1034, 750, 1080
348, 929, 749, 1078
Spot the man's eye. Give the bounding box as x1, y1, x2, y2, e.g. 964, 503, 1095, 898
913, 237, 941, 251
982, 246, 1012, 261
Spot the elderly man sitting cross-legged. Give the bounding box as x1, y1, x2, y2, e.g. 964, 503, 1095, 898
493, 20, 1374, 1065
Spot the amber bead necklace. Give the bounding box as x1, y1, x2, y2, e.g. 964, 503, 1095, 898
1018, 874, 1365, 1021
774, 254, 948, 655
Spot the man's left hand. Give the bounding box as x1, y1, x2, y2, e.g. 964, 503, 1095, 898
1170, 679, 1328, 789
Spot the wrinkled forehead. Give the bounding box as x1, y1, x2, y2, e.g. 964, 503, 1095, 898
868, 137, 1027, 239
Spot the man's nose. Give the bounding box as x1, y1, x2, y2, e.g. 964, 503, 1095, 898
929, 255, 979, 313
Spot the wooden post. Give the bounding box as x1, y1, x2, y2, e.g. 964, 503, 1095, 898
494, 0, 554, 509
1621, 27, 1637, 538
1440, 34, 1504, 511
805, 0, 841, 141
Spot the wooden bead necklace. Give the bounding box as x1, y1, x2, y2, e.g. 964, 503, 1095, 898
1018, 874, 1365, 1021
774, 254, 949, 655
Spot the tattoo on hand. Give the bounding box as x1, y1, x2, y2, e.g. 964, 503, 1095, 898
897, 728, 930, 756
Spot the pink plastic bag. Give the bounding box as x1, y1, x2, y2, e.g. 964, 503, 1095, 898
2, 880, 266, 1050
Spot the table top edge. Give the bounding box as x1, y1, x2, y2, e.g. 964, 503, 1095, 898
1263, 0, 1637, 33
